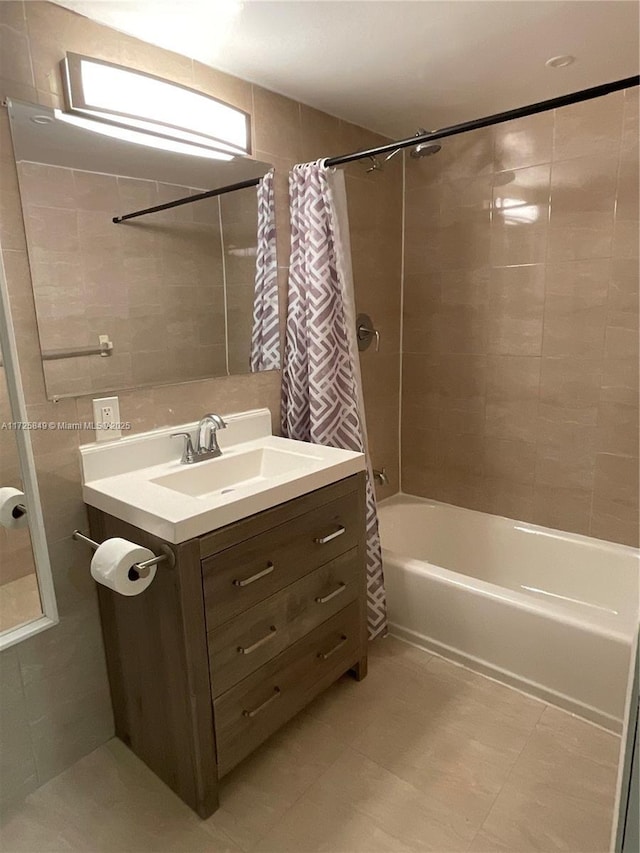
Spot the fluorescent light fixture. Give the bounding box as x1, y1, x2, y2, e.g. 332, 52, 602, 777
60, 53, 250, 158
54, 109, 233, 161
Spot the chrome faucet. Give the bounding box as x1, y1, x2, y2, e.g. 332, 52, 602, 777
373, 467, 389, 486
171, 413, 227, 465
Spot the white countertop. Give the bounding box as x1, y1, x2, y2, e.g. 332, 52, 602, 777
80, 409, 365, 543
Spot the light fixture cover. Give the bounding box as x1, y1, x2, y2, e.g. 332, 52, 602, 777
60, 53, 250, 157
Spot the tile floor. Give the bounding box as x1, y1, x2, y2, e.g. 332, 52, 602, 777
0, 573, 41, 634
0, 637, 620, 853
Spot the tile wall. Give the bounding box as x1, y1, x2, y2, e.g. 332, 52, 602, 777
18, 164, 229, 396
401, 88, 639, 546
0, 1, 403, 806
220, 186, 261, 376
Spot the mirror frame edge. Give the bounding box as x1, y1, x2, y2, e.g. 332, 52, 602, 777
0, 248, 59, 651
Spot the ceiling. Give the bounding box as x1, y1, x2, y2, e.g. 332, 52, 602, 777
53, 1, 640, 139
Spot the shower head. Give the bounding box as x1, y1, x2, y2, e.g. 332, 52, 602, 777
410, 141, 442, 158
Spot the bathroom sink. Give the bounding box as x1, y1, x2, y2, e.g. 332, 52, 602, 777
80, 409, 365, 543
150, 446, 320, 498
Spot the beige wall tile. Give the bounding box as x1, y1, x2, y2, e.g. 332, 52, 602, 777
439, 210, 491, 270
616, 144, 639, 222
622, 87, 639, 151
535, 420, 597, 491
117, 35, 193, 88
604, 325, 639, 361
439, 353, 486, 415
0, 179, 29, 253
542, 259, 609, 357
491, 165, 550, 266
0, 688, 39, 809
0, 23, 33, 88
532, 484, 592, 537
539, 357, 602, 425
608, 258, 639, 328
18, 163, 76, 209
73, 170, 120, 213
252, 87, 301, 161
483, 437, 536, 485
592, 452, 639, 544
438, 126, 494, 179
299, 104, 343, 163
597, 398, 639, 457
590, 512, 639, 548
493, 111, 553, 171
24, 7, 123, 101
548, 153, 618, 262
600, 356, 639, 407
484, 479, 534, 521
553, 90, 624, 160
0, 2, 27, 34
485, 356, 540, 442
440, 267, 488, 307
192, 61, 252, 114
612, 218, 639, 259
486, 265, 545, 356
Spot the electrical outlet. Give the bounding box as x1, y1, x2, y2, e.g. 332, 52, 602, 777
92, 396, 121, 442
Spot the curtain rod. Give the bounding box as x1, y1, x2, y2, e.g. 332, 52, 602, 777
324, 75, 640, 168
112, 176, 262, 223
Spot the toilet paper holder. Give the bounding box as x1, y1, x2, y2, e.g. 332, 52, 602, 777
72, 530, 175, 578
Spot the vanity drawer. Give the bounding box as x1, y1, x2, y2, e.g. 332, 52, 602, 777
202, 489, 361, 627
208, 549, 361, 696
214, 601, 360, 776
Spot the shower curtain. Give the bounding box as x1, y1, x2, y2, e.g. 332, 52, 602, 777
281, 160, 387, 639
250, 169, 280, 371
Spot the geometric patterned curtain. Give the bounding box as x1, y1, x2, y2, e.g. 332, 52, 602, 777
251, 169, 281, 371
281, 161, 387, 639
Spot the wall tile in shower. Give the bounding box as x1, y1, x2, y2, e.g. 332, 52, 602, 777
401, 86, 638, 546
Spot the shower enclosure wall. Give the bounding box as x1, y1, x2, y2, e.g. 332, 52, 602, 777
349, 83, 639, 732
399, 85, 639, 547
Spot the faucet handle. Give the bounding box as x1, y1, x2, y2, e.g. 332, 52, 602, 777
171, 432, 196, 464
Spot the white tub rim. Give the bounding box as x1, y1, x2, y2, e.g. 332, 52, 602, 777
379, 491, 640, 558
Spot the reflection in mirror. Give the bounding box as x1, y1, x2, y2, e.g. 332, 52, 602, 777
0, 362, 41, 633
8, 98, 279, 400
0, 256, 57, 649
0, 252, 61, 647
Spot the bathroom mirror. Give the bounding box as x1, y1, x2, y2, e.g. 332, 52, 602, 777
7, 98, 278, 400
0, 255, 58, 649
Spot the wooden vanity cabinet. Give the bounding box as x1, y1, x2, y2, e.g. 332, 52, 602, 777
88, 472, 367, 819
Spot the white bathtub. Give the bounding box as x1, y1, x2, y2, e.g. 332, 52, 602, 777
378, 494, 639, 732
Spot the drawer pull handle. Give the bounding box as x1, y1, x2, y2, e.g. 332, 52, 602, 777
314, 525, 346, 545
318, 635, 348, 661
233, 562, 275, 588
242, 687, 281, 719
238, 626, 277, 655
315, 582, 347, 604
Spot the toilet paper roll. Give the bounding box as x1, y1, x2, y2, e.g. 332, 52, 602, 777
90, 537, 157, 597
0, 487, 28, 530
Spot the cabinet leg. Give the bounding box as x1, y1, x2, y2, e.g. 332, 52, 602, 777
350, 656, 368, 682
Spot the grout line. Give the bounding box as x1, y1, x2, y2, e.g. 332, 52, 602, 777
241, 737, 349, 853
469, 711, 543, 850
